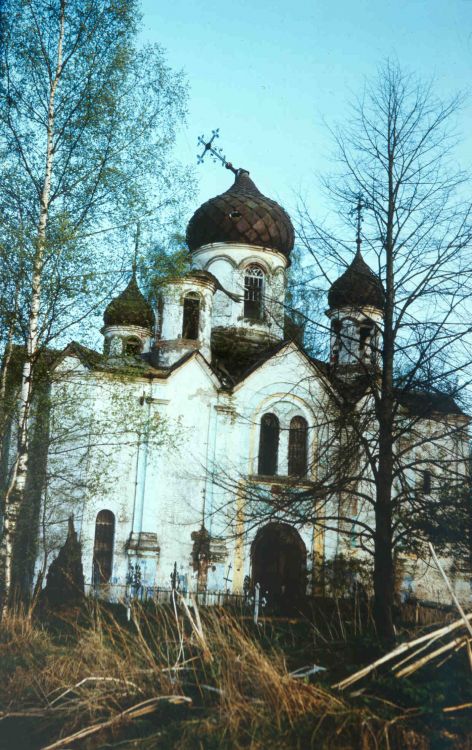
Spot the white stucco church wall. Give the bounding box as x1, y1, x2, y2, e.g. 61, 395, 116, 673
10, 167, 469, 609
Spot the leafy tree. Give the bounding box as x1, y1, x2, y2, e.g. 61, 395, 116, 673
0, 0, 193, 609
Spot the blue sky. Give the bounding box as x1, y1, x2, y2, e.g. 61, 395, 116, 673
140, 0, 472, 226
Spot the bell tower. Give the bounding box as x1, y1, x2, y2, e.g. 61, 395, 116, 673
326, 202, 385, 372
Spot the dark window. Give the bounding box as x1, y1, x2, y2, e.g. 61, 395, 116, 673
331, 319, 342, 363
288, 416, 308, 476
244, 266, 264, 320
258, 413, 279, 475
422, 470, 432, 494
359, 325, 372, 352
182, 294, 200, 340
92, 510, 115, 584
124, 337, 142, 356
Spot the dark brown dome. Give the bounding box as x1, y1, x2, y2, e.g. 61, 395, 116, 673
328, 250, 385, 311
104, 276, 154, 329
186, 170, 294, 256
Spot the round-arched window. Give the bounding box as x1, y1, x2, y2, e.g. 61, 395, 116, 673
182, 292, 200, 340
257, 413, 279, 475
244, 265, 264, 320
288, 416, 308, 476
92, 510, 115, 584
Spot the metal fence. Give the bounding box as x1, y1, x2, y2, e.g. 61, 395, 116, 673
86, 583, 250, 609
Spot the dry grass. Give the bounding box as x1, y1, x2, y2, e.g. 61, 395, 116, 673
0, 598, 449, 749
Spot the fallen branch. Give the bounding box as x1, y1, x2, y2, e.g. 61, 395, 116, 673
40, 695, 192, 750
290, 664, 327, 678
443, 702, 472, 713
395, 636, 469, 678
48, 676, 142, 706
428, 544, 472, 641
333, 612, 472, 690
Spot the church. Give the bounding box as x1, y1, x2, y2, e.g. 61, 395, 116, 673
28, 168, 470, 607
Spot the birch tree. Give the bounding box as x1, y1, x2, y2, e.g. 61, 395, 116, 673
0, 0, 191, 608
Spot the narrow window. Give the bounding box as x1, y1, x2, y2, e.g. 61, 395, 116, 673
124, 337, 142, 356
288, 416, 308, 476
258, 413, 279, 475
182, 293, 200, 340
92, 510, 115, 584
422, 470, 432, 494
359, 325, 372, 352
331, 319, 342, 364
244, 265, 264, 320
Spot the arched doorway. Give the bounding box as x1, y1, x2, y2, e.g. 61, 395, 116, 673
251, 523, 306, 610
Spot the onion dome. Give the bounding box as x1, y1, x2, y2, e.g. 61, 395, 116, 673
103, 276, 154, 329
186, 169, 294, 256
328, 250, 385, 311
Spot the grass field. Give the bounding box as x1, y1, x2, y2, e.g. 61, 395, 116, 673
0, 598, 471, 749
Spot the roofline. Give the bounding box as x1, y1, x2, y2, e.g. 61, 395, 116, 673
230, 339, 332, 393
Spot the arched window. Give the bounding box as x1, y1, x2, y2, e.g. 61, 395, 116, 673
92, 510, 115, 584
288, 416, 308, 476
124, 337, 142, 356
244, 265, 264, 320
258, 413, 279, 475
182, 293, 200, 340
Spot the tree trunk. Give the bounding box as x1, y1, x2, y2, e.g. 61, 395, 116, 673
372, 109, 396, 641
373, 435, 395, 640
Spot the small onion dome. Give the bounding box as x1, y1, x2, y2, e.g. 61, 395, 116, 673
328, 250, 385, 311
186, 169, 294, 256
103, 276, 154, 329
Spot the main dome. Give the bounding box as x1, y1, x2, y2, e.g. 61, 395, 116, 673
186, 170, 295, 256
328, 250, 385, 311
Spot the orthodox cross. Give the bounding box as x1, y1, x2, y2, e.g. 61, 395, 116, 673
197, 129, 238, 174
353, 193, 364, 253
351, 193, 372, 253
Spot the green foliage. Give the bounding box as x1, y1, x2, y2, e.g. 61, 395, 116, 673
321, 553, 372, 598
0, 0, 194, 351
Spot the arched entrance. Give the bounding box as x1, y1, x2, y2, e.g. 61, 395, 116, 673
251, 523, 306, 610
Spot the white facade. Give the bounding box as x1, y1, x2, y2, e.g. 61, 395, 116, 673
19, 173, 470, 609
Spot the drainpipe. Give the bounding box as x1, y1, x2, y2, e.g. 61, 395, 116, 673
204, 392, 219, 538
128, 378, 153, 575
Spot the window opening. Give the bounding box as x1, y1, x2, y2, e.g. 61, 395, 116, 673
182, 293, 200, 340
124, 337, 142, 356
288, 416, 308, 476
258, 413, 279, 475
331, 319, 342, 364
244, 265, 264, 320
93, 510, 115, 584
422, 470, 432, 494
359, 324, 372, 352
